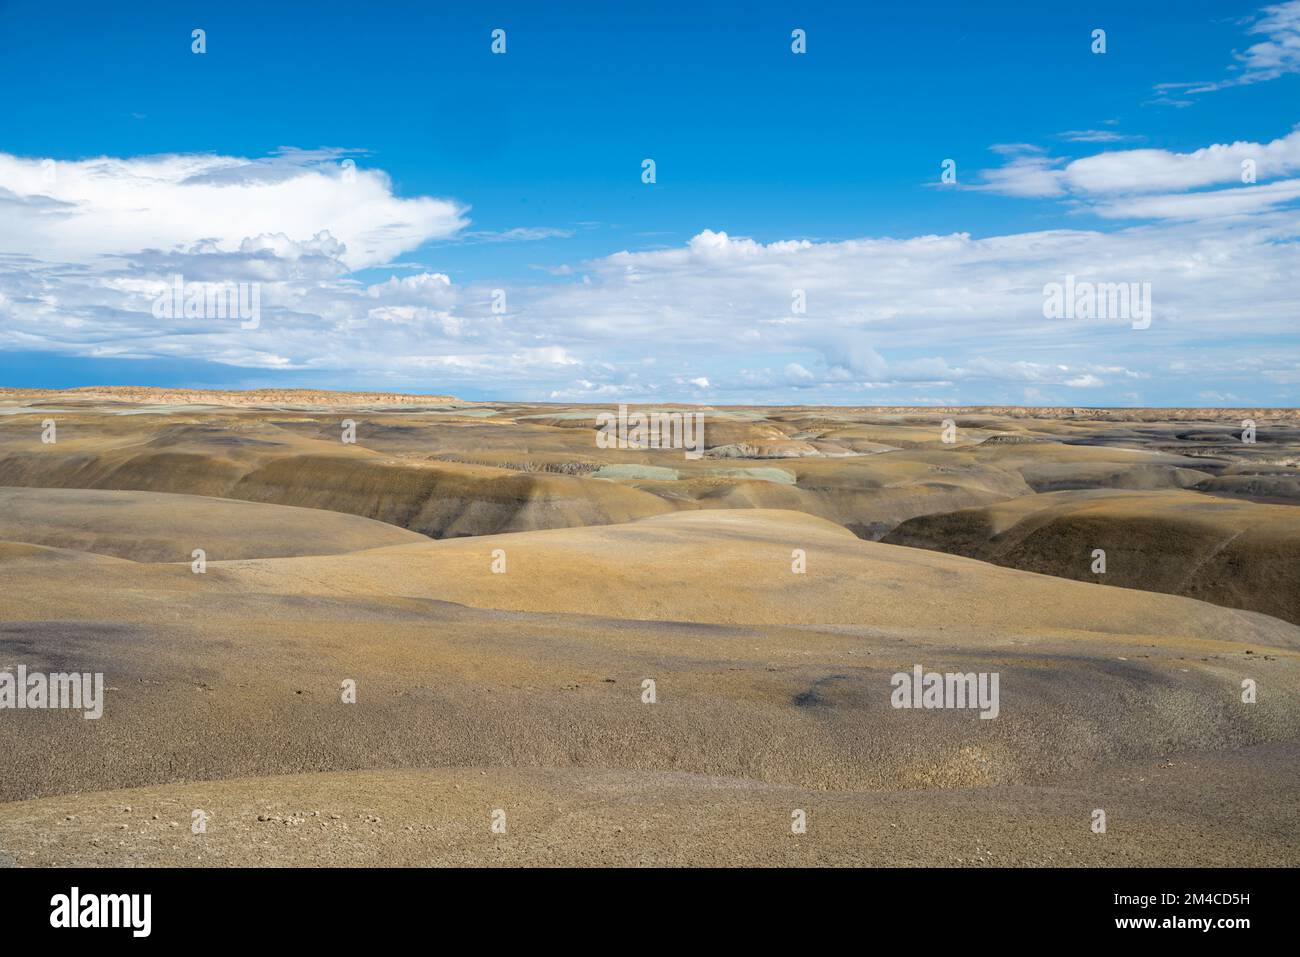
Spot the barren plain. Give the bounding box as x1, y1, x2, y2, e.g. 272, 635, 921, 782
0, 388, 1296, 866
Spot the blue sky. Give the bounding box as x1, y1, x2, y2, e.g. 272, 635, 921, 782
0, 0, 1297, 404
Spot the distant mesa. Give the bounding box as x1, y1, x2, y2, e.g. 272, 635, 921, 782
0, 386, 461, 409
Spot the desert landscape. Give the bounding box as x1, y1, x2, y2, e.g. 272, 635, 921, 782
0, 387, 1296, 867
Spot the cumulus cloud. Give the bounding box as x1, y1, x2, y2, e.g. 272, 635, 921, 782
366, 272, 455, 304
1, 140, 1297, 405
1065, 374, 1105, 388
494, 212, 1296, 401
0, 150, 466, 269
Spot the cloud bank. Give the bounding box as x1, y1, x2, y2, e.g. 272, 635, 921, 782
1, 132, 1297, 405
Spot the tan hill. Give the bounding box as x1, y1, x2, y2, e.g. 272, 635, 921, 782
883, 489, 1300, 624
0, 487, 427, 561
213, 508, 1300, 641
2, 510, 1296, 817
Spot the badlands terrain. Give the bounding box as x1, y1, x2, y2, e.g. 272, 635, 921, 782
0, 387, 1297, 866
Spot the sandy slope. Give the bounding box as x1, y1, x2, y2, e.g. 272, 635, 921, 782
1, 509, 1297, 869
211, 508, 1300, 646
0, 487, 426, 561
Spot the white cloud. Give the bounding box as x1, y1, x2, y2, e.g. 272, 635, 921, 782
1058, 130, 1144, 144
1, 144, 1297, 405
974, 153, 1066, 197
1065, 131, 1300, 194
240, 231, 348, 261
1065, 374, 1104, 388
366, 272, 454, 303
0, 151, 466, 269
1156, 1, 1300, 96
979, 129, 1300, 201
1091, 178, 1300, 219
785, 363, 814, 382
464, 227, 575, 243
